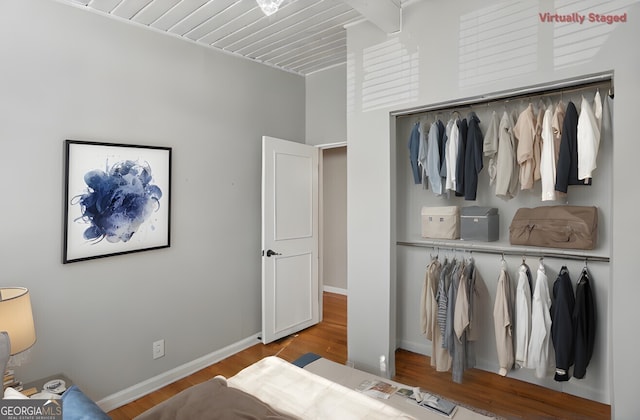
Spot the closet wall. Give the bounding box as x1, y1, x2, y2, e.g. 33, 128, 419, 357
394, 78, 612, 404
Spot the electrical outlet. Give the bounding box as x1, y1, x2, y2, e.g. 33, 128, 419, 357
153, 339, 165, 360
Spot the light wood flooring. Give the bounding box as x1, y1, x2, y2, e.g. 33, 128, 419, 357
108, 292, 610, 419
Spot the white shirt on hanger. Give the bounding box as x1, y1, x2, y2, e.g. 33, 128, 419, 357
540, 103, 556, 201
445, 119, 460, 192
526, 262, 553, 378
577, 91, 603, 182
515, 264, 532, 368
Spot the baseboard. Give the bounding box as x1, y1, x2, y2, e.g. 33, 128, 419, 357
396, 339, 429, 357
96, 333, 261, 412
323, 285, 347, 295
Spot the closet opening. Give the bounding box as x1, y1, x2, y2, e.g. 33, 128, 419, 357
392, 71, 613, 405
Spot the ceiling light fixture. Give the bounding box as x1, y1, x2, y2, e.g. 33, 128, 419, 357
256, 0, 284, 16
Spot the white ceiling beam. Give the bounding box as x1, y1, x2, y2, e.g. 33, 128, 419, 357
340, 0, 400, 34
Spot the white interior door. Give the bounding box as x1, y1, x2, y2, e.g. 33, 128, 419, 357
261, 136, 319, 344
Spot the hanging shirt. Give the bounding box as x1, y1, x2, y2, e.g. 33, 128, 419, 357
556, 101, 590, 192
421, 257, 439, 340
444, 260, 463, 355
420, 257, 452, 372
455, 118, 468, 197
427, 122, 443, 195
551, 266, 575, 382
515, 264, 532, 368
495, 111, 519, 200
533, 101, 545, 182
514, 104, 537, 190
601, 92, 613, 150
445, 120, 460, 191
408, 122, 421, 184
437, 119, 447, 183
417, 122, 429, 190
483, 111, 500, 186
454, 264, 470, 341
540, 103, 557, 201
552, 101, 566, 164
436, 259, 454, 372
449, 260, 466, 383
464, 112, 484, 200
493, 262, 515, 376
526, 262, 552, 378
573, 267, 596, 379
577, 91, 603, 183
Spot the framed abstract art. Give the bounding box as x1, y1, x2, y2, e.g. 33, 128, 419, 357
63, 140, 172, 263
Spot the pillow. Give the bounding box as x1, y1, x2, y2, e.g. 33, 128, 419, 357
3, 387, 30, 400
60, 385, 110, 420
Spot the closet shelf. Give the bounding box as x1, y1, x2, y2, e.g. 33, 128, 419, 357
396, 239, 610, 263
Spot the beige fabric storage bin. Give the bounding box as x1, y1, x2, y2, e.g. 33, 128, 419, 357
421, 206, 460, 239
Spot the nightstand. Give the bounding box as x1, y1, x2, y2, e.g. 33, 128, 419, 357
21, 373, 72, 397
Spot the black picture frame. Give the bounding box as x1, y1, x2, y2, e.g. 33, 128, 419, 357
63, 140, 171, 263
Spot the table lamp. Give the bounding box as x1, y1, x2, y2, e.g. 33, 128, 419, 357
0, 287, 36, 387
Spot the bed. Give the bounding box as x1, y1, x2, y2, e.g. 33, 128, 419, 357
134, 355, 497, 420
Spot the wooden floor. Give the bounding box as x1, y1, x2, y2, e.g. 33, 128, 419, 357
108, 292, 610, 419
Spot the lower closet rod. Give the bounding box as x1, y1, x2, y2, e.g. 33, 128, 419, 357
396, 241, 610, 263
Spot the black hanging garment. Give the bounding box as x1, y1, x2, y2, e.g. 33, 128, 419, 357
551, 266, 575, 381
555, 101, 591, 193
464, 112, 484, 200
455, 118, 468, 197
573, 267, 596, 379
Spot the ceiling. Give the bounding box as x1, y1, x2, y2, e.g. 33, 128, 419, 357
59, 0, 412, 76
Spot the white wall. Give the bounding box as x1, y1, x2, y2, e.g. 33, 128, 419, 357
0, 0, 304, 401
346, 0, 640, 417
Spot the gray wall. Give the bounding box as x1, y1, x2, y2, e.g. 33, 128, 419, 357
321, 147, 347, 292
0, 0, 304, 401
346, 0, 640, 417
305, 64, 347, 146
306, 65, 348, 292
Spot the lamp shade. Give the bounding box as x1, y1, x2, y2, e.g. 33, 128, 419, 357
0, 287, 36, 355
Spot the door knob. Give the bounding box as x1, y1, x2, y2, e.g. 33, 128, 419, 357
265, 249, 281, 257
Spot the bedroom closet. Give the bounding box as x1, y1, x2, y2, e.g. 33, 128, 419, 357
392, 73, 612, 405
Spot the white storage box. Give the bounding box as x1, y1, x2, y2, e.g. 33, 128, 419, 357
421, 206, 460, 239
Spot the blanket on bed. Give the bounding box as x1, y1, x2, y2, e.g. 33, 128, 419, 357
227, 356, 414, 419
134, 376, 296, 420
135, 356, 498, 419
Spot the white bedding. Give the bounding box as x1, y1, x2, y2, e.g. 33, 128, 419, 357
228, 356, 413, 419
227, 356, 495, 420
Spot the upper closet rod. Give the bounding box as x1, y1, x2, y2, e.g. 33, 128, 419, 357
396, 241, 610, 263
491, 80, 611, 108
391, 71, 613, 117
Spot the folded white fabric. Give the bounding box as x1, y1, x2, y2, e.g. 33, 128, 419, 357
3, 387, 29, 400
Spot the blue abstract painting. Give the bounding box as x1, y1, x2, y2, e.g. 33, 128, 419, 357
74, 160, 163, 243
64, 141, 171, 263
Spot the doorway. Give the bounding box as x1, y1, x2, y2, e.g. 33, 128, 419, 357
320, 145, 347, 296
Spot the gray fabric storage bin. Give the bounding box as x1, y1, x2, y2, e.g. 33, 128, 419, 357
460, 206, 499, 242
